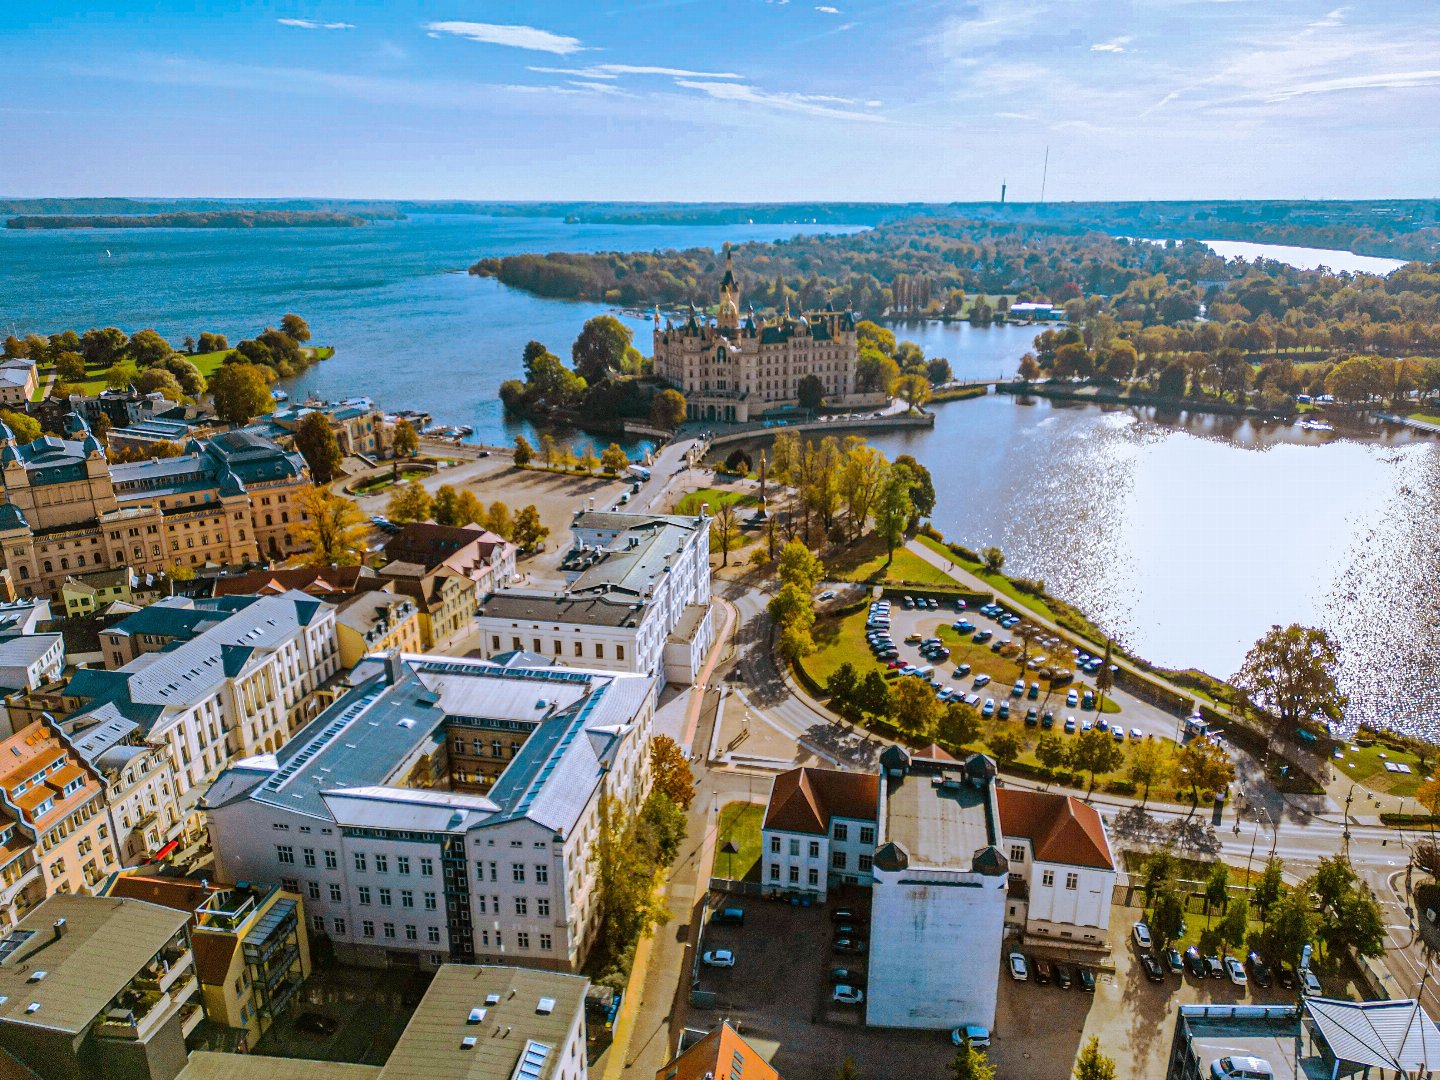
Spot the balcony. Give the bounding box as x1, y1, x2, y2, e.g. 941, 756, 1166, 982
0, 864, 42, 911
96, 968, 198, 1042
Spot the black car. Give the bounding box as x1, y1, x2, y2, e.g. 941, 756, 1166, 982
973, 630, 993, 643
1032, 957, 1053, 985
1277, 965, 1297, 989
1247, 952, 1274, 988
1205, 955, 1225, 979
1140, 953, 1165, 982
830, 966, 863, 984
833, 938, 867, 954
1078, 967, 1096, 992
1183, 947, 1208, 979
831, 908, 857, 923
295, 1012, 340, 1037
1054, 963, 1073, 989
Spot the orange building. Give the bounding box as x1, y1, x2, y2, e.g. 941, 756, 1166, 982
655, 1021, 781, 1080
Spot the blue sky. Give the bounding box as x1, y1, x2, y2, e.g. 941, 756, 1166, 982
2, 0, 1436, 200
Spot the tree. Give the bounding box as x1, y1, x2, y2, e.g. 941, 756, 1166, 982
891, 677, 940, 735
1149, 883, 1187, 951
713, 502, 740, 567
1070, 727, 1124, 793
839, 443, 888, 540
592, 795, 670, 960
1235, 624, 1347, 746
294, 486, 368, 566
1218, 897, 1250, 957
579, 445, 600, 475
1176, 736, 1235, 805
209, 362, 274, 425
640, 790, 687, 864
392, 419, 419, 458
538, 433, 559, 469
0, 410, 41, 444
105, 361, 139, 390
1126, 738, 1171, 804
431, 484, 462, 526
512, 505, 548, 551
294, 412, 344, 483
777, 538, 825, 593
767, 583, 814, 635
893, 454, 935, 519
776, 617, 816, 662
163, 355, 206, 396
1142, 849, 1176, 903
485, 501, 514, 540
572, 315, 632, 383
893, 373, 932, 411
856, 670, 892, 719
1260, 888, 1318, 971
600, 443, 628, 475
874, 463, 914, 566
989, 729, 1022, 768
1309, 855, 1386, 959
280, 313, 311, 343
1253, 857, 1285, 923
723, 449, 752, 475
80, 327, 129, 367
454, 489, 486, 528
938, 701, 981, 748
196, 332, 229, 353
1073, 1037, 1117, 1080
796, 374, 825, 411
127, 328, 173, 367
650, 388, 687, 431
650, 735, 695, 810
54, 352, 86, 383
1204, 863, 1230, 924
1094, 639, 1115, 714
826, 662, 860, 711
1018, 353, 1042, 383
387, 480, 433, 524
948, 1039, 996, 1080
513, 434, 534, 467
981, 546, 1005, 575
926, 357, 953, 386
1035, 733, 1069, 773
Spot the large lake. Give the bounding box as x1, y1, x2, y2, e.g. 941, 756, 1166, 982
2, 219, 1431, 735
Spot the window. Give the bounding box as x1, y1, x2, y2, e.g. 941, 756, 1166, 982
358, 886, 372, 905
534, 864, 548, 884
374, 855, 388, 873
860, 826, 875, 845
1042, 870, 1055, 888
379, 888, 392, 906
397, 856, 410, 875
362, 920, 375, 938
324, 850, 337, 869
512, 864, 525, 883
770, 837, 781, 855
312, 915, 324, 933
405, 925, 418, 941
594, 643, 604, 659
283, 878, 299, 893
401, 890, 414, 908
788, 839, 799, 857
808, 868, 819, 886
858, 855, 873, 873
383, 922, 396, 939
770, 864, 780, 881
276, 845, 295, 864
420, 857, 433, 876
303, 848, 316, 867
1065, 872, 1079, 891
516, 932, 530, 949
354, 852, 367, 872
616, 645, 625, 661
831, 851, 847, 870
515, 897, 528, 916
424, 891, 437, 911
427, 926, 441, 944
537, 897, 550, 918
1010, 845, 1025, 863
488, 862, 498, 882
539, 933, 552, 950
834, 823, 849, 842
808, 841, 820, 859
333, 917, 346, 935
330, 883, 343, 903
307, 881, 320, 900
788, 865, 799, 884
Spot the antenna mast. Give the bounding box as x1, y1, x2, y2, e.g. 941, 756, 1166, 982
1040, 146, 1050, 203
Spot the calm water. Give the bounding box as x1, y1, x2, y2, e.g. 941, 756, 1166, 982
1199, 239, 1407, 276
0, 213, 859, 448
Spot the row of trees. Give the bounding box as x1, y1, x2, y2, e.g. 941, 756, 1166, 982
384, 481, 548, 551
512, 433, 648, 476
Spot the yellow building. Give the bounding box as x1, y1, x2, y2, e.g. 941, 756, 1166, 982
335, 588, 423, 669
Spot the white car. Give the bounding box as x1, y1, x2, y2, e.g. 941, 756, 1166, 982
973, 674, 991, 688
1210, 1056, 1274, 1080
832, 985, 864, 1005
702, 949, 735, 968
1007, 951, 1028, 981
951, 1025, 990, 1050
1131, 728, 1144, 741
1225, 957, 1247, 986
818, 590, 836, 602
1133, 922, 1152, 948
1066, 689, 1079, 706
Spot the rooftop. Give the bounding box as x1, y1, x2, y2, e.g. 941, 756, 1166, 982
380, 964, 587, 1080
0, 895, 189, 1035
1306, 997, 1440, 1072
212, 566, 372, 598
655, 1021, 781, 1080
179, 1053, 380, 1080
563, 516, 702, 599
763, 768, 879, 836
477, 593, 644, 629
879, 752, 1001, 872
996, 788, 1115, 871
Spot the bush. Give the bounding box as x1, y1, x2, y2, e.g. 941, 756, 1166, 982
946, 540, 982, 564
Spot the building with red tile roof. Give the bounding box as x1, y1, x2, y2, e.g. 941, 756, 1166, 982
654, 1021, 780, 1080
760, 767, 879, 901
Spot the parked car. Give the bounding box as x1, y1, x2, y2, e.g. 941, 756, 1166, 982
1184, 947, 1208, 979
1028, 681, 1041, 699
832, 985, 865, 1005
1066, 689, 1079, 707
830, 966, 862, 984
1205, 955, 1225, 979
982, 698, 996, 717
905, 632, 923, 644
998, 702, 1011, 719
831, 907, 857, 923
1246, 952, 1274, 988
1165, 948, 1185, 975
951, 1026, 990, 1050
1140, 953, 1165, 982
1025, 707, 1039, 726
295, 1012, 340, 1037
1012, 679, 1026, 697
1302, 970, 1322, 996
1082, 690, 1095, 710
1007, 951, 1028, 981
1078, 967, 1096, 992
818, 590, 836, 602
832, 924, 861, 939
973, 630, 993, 643
974, 673, 991, 688
710, 907, 745, 926
1041, 713, 1055, 729
833, 938, 867, 954
955, 620, 976, 633
954, 663, 972, 677
702, 949, 736, 968
1226, 957, 1247, 986
1054, 963, 1073, 990
1032, 957, 1053, 984
1277, 965, 1297, 990
902, 596, 915, 609
1064, 717, 1076, 734
1209, 1055, 1275, 1080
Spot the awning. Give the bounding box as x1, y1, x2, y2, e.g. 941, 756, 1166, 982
151, 839, 181, 861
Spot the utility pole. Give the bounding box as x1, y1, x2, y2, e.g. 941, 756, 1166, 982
1040, 146, 1050, 203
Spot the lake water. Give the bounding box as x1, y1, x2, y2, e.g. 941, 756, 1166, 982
1197, 239, 1407, 276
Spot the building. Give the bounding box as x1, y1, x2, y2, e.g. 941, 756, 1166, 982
0, 358, 38, 407
475, 510, 712, 686
265, 398, 391, 460
1166, 999, 1440, 1080
652, 246, 861, 423
0, 893, 200, 1080
0, 720, 119, 929
203, 653, 655, 973
0, 633, 65, 706
335, 589, 424, 670
0, 420, 312, 603
61, 565, 173, 619
996, 788, 1116, 947
1006, 302, 1064, 321
102, 873, 310, 1049
864, 747, 1008, 1033
760, 767, 878, 902
176, 962, 587, 1080
654, 1021, 779, 1080
67, 708, 185, 866
370, 523, 515, 652
211, 565, 375, 601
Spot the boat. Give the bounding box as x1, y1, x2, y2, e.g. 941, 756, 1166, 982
272, 389, 289, 403
1299, 419, 1334, 432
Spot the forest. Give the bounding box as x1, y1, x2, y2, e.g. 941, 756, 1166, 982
6, 211, 373, 229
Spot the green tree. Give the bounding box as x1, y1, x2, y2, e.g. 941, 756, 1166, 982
1073, 1036, 1118, 1080
1253, 857, 1285, 923
892, 454, 935, 519
796, 373, 825, 411
989, 729, 1022, 768
1261, 888, 1318, 971
163, 355, 207, 396
893, 372, 933, 411
294, 412, 344, 484
1126, 738, 1171, 805
513, 434, 534, 467
938, 701, 981, 748
127, 328, 173, 367
1069, 727, 1125, 794
948, 1039, 996, 1080
874, 463, 914, 566
890, 677, 940, 735
776, 617, 816, 662
0, 410, 41, 444
431, 484, 462, 527
1235, 624, 1348, 747
572, 315, 632, 383
209, 362, 274, 425
1204, 863, 1230, 924
650, 734, 695, 810
1309, 855, 1385, 959
981, 546, 1005, 575
280, 313, 312, 343
387, 480, 433, 523
640, 790, 687, 864
511, 505, 548, 551
1035, 732, 1069, 773
196, 332, 228, 353
105, 361, 139, 390
80, 326, 129, 367
1218, 897, 1250, 957
134, 368, 185, 399
839, 442, 888, 540
600, 443, 628, 475
485, 501, 514, 540
650, 388, 687, 430
856, 670, 892, 719
777, 539, 825, 593
592, 795, 671, 962
1149, 883, 1187, 951
54, 352, 86, 383
1142, 849, 1176, 903
826, 662, 860, 710
392, 419, 419, 458
295, 485, 368, 566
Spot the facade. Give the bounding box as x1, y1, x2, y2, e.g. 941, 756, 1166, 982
68, 709, 185, 865
655, 1020, 780, 1080
60, 564, 170, 618
476, 510, 712, 685
267, 398, 391, 459
865, 746, 1009, 1033
336, 589, 424, 669
0, 420, 312, 603
996, 787, 1116, 947
760, 767, 879, 902
0, 633, 65, 701
0, 358, 38, 406
370, 523, 514, 651
652, 247, 860, 423
203, 652, 655, 974
0, 894, 199, 1080
212, 564, 375, 601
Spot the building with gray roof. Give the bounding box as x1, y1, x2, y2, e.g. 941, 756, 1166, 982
202, 652, 655, 974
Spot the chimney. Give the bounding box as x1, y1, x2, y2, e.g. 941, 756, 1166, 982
385, 649, 405, 685
52, 918, 66, 941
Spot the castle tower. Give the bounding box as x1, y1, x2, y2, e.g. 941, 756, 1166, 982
717, 244, 740, 331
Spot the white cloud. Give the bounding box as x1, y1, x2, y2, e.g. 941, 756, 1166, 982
674, 79, 886, 121
277, 18, 353, 31
424, 21, 584, 55
1263, 68, 1440, 101
1309, 7, 1348, 29
527, 64, 743, 80
1090, 36, 1133, 53
816, 5, 841, 13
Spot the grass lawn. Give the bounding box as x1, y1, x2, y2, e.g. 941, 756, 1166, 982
716, 802, 763, 883
829, 534, 960, 587
914, 535, 1056, 620
1407, 411, 1440, 426
352, 468, 431, 496
1333, 740, 1432, 797
676, 486, 757, 515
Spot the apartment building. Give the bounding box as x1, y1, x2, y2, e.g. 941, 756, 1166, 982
203, 652, 655, 973
0, 894, 199, 1080
373, 523, 516, 650
336, 588, 424, 669
760, 767, 879, 902
67, 706, 185, 865
0, 358, 38, 406
476, 510, 712, 686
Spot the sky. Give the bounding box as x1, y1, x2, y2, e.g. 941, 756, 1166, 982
2, 0, 1437, 201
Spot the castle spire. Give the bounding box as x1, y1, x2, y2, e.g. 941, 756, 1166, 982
717, 242, 740, 331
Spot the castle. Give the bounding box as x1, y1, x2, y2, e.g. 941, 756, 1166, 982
652, 246, 862, 423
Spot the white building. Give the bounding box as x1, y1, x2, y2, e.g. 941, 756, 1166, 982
865, 746, 1010, 1034
760, 766, 879, 902
997, 787, 1116, 947
202, 652, 656, 973
475, 510, 713, 686
67, 705, 186, 865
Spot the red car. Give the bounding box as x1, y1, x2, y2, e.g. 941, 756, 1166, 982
886, 660, 904, 669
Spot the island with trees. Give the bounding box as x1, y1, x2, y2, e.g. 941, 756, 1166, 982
7, 211, 375, 230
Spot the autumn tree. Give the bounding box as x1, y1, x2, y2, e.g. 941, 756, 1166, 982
485, 501, 514, 540
982, 546, 1005, 575
989, 729, 1022, 768
0, 410, 40, 444
280, 313, 312, 343
579, 445, 600, 475
948, 1039, 996, 1080
591, 795, 671, 965
431, 484, 462, 527
1176, 737, 1236, 805
392, 419, 419, 458
777, 538, 824, 593
839, 442, 888, 541
386, 480, 433, 524
600, 443, 628, 475
512, 434, 534, 467
209, 362, 274, 425
1235, 624, 1348, 747
511, 505, 548, 551
650, 734, 695, 810
650, 388, 687, 431
1126, 738, 1171, 804
891, 676, 940, 736
295, 486, 368, 566
1073, 1037, 1117, 1080
294, 412, 344, 483
893, 373, 933, 411
1070, 727, 1124, 794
